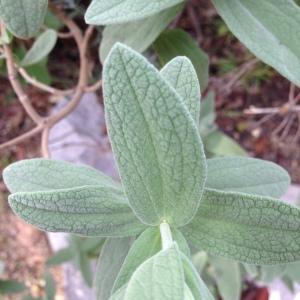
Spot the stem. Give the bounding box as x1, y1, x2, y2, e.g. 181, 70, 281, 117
160, 222, 173, 250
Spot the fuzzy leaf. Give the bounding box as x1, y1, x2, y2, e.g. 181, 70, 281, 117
183, 188, 300, 265
209, 256, 241, 300
160, 56, 200, 125
124, 243, 184, 300
184, 285, 195, 300
103, 43, 206, 226
100, 4, 183, 63
85, 0, 184, 25
181, 253, 214, 300
3, 158, 119, 193
154, 29, 209, 92
113, 227, 190, 292
95, 237, 133, 300
206, 156, 290, 198
0, 0, 48, 39
8, 185, 146, 237
21, 29, 57, 67
212, 0, 300, 86
46, 248, 74, 266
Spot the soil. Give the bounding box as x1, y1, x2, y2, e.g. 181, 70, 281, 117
0, 1, 299, 299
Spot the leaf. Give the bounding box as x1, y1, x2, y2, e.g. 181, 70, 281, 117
181, 253, 214, 300
184, 285, 195, 300
21, 29, 58, 67
160, 56, 200, 125
258, 265, 287, 283
76, 253, 93, 287
211, 0, 300, 86
113, 227, 190, 292
124, 243, 184, 300
0, 280, 26, 294
285, 261, 300, 282
182, 188, 300, 265
199, 92, 217, 137
109, 285, 127, 300
46, 248, 74, 266
44, 272, 56, 300
94, 237, 133, 300
103, 43, 206, 226
85, 0, 184, 25
203, 130, 247, 157
206, 156, 291, 198
8, 185, 146, 237
154, 29, 209, 92
3, 158, 119, 193
209, 256, 241, 300
99, 4, 183, 63
0, 0, 48, 39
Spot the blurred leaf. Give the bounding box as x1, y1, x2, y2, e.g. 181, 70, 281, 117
77, 253, 93, 287
212, 0, 300, 86
44, 11, 63, 31
0, 280, 26, 294
46, 248, 75, 266
154, 29, 209, 92
210, 256, 241, 300
44, 272, 55, 300
95, 237, 133, 300
21, 29, 58, 67
204, 130, 247, 157
24, 58, 52, 85
199, 92, 217, 137
259, 265, 287, 283
100, 4, 183, 63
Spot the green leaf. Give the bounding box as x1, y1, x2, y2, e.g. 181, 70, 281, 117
76, 253, 93, 287
154, 29, 209, 92
94, 237, 133, 300
206, 156, 290, 198
0, 280, 26, 294
184, 285, 195, 300
21, 29, 57, 67
124, 243, 184, 300
285, 261, 300, 282
100, 4, 183, 63
103, 43, 206, 226
0, 0, 48, 39
209, 256, 241, 300
259, 265, 287, 283
211, 0, 300, 86
203, 130, 247, 157
181, 253, 214, 300
46, 248, 74, 266
44, 272, 55, 300
110, 285, 127, 300
182, 188, 300, 265
8, 185, 146, 237
160, 56, 200, 125
3, 158, 119, 193
85, 0, 185, 25
199, 92, 217, 137
113, 227, 190, 292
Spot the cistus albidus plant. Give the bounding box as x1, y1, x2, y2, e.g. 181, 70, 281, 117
3, 43, 300, 299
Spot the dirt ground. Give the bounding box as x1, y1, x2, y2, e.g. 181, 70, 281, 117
0, 1, 299, 299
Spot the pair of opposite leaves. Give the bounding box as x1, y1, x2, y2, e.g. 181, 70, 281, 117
4, 43, 300, 267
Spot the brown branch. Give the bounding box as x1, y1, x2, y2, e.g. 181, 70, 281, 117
18, 67, 73, 96
41, 127, 50, 158
1, 23, 42, 125
85, 80, 102, 93
0, 126, 43, 151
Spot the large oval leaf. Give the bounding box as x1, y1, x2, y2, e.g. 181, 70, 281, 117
206, 156, 290, 198
103, 43, 206, 226
3, 158, 119, 193
85, 0, 184, 25
212, 0, 300, 86
0, 0, 48, 39
124, 243, 184, 300
8, 185, 146, 237
160, 56, 200, 125
21, 29, 57, 67
183, 188, 300, 265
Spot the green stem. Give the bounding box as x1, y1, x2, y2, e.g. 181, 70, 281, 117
160, 222, 173, 250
